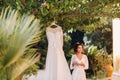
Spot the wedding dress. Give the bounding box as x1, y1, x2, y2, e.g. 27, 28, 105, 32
44, 26, 72, 80
22, 25, 72, 80
70, 54, 89, 80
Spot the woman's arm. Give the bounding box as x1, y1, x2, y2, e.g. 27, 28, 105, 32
84, 55, 89, 70
70, 55, 75, 70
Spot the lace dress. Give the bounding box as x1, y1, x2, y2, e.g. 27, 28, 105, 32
70, 54, 89, 80
44, 26, 72, 80
22, 26, 72, 80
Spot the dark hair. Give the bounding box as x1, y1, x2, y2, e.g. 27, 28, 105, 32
74, 42, 83, 53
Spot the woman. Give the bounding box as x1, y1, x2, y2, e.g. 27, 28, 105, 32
70, 43, 89, 80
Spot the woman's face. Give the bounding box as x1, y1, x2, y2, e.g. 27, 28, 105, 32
77, 45, 83, 53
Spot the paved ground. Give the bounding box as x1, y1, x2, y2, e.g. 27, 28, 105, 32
87, 76, 120, 80
23, 70, 120, 80
87, 77, 111, 80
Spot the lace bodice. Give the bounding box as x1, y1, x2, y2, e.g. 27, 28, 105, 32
46, 26, 62, 33
46, 26, 63, 48
44, 26, 72, 80
70, 54, 89, 70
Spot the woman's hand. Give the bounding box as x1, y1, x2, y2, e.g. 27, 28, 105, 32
79, 62, 85, 67
72, 62, 85, 67
72, 62, 79, 66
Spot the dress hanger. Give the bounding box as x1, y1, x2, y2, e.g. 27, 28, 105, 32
46, 21, 62, 33
49, 21, 59, 28
50, 25, 57, 28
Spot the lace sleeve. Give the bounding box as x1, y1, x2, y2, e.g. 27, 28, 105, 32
83, 55, 89, 70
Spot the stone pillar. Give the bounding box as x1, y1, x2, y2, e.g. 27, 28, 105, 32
112, 18, 120, 80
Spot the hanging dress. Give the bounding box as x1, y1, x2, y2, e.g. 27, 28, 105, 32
44, 26, 72, 80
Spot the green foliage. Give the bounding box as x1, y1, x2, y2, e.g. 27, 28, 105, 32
88, 23, 112, 54
0, 0, 120, 30
0, 8, 41, 80
0, 1, 115, 78
84, 45, 113, 78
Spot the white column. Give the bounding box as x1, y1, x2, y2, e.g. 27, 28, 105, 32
112, 18, 120, 79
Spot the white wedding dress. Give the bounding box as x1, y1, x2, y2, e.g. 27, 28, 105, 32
22, 26, 72, 80
44, 26, 72, 80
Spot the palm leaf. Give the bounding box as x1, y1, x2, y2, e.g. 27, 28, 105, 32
0, 8, 39, 67
0, 8, 41, 80
10, 49, 40, 80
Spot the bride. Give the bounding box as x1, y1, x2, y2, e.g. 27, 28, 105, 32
44, 23, 72, 80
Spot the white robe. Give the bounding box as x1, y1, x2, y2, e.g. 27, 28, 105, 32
70, 54, 89, 80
